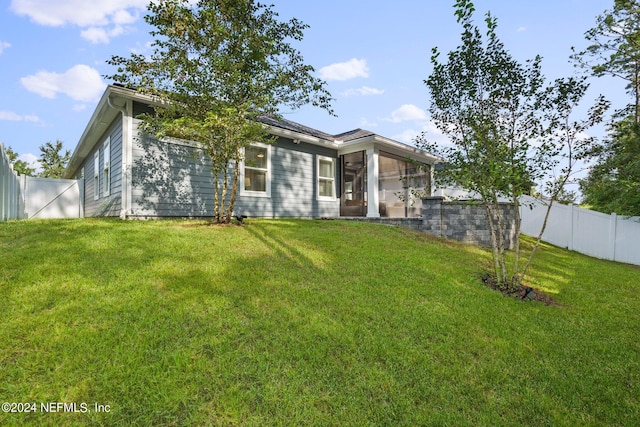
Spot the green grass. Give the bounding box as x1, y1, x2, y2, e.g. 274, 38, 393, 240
0, 218, 638, 426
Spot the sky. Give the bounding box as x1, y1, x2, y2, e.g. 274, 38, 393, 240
0, 0, 625, 184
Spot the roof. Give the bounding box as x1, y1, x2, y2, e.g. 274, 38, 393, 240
256, 115, 336, 142
64, 85, 439, 178
333, 128, 376, 142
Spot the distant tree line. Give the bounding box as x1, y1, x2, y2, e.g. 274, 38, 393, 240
572, 0, 640, 216
4, 140, 70, 179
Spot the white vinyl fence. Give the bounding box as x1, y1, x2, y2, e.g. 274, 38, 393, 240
1, 143, 83, 221
22, 176, 83, 219
520, 195, 640, 266
0, 143, 26, 221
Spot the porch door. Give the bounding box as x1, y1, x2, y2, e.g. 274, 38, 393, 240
340, 151, 367, 216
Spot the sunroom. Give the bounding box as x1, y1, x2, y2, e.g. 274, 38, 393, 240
334, 130, 437, 218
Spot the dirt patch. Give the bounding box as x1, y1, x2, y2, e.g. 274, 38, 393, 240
481, 273, 558, 306
176, 219, 248, 227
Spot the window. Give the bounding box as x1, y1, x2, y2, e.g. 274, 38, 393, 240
93, 151, 99, 200
378, 151, 430, 218
103, 138, 111, 196
242, 143, 271, 197
317, 156, 336, 200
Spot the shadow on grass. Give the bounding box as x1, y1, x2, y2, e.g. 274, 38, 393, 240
2, 219, 639, 426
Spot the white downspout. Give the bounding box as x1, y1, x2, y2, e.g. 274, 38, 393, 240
107, 95, 133, 219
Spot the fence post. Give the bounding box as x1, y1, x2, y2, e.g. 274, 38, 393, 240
0, 143, 24, 221
568, 204, 575, 251
1, 148, 8, 221
610, 213, 617, 261
78, 177, 85, 218
19, 174, 26, 219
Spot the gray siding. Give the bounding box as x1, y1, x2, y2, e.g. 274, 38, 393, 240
130, 123, 340, 218
131, 118, 215, 217
234, 137, 340, 218
79, 117, 123, 217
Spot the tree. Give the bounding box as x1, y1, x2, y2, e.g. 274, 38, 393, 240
418, 0, 608, 290
38, 140, 70, 178
580, 116, 640, 215
571, 0, 640, 123
107, 0, 333, 223
4, 146, 36, 176
572, 1, 640, 215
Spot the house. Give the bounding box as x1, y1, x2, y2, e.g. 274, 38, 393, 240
63, 85, 438, 219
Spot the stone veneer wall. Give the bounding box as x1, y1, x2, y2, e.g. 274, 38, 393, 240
333, 197, 517, 249
421, 197, 517, 249
337, 216, 424, 231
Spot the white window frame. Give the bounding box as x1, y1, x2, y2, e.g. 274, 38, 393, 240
103, 137, 111, 197
316, 155, 336, 201
93, 151, 99, 200
240, 142, 271, 198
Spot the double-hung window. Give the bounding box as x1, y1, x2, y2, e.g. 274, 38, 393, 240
317, 156, 336, 200
93, 151, 99, 200
242, 143, 271, 197
103, 137, 110, 196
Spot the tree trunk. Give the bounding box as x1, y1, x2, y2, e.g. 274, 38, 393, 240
219, 160, 230, 223
483, 201, 503, 286
518, 196, 556, 283
633, 60, 640, 124
213, 166, 221, 223
226, 149, 241, 223
511, 195, 522, 288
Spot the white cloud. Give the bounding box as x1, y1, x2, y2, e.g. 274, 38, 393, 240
319, 58, 369, 81
10, 0, 146, 42
575, 131, 591, 141
112, 8, 137, 25
80, 27, 110, 44
10, 0, 147, 26
393, 129, 420, 144
394, 121, 450, 146
81, 25, 127, 44
388, 104, 427, 123
517, 26, 527, 32
18, 153, 41, 170
131, 40, 153, 55
0, 41, 11, 55
360, 118, 378, 128
0, 110, 40, 122
342, 86, 384, 97
20, 64, 106, 102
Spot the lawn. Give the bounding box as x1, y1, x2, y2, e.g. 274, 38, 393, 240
0, 218, 638, 426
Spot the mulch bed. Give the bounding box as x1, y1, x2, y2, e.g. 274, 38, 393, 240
481, 273, 558, 306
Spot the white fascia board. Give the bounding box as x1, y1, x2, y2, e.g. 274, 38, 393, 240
338, 134, 441, 164
337, 139, 374, 156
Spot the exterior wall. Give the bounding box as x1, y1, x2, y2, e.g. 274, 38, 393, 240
234, 137, 340, 218
421, 197, 517, 248
79, 117, 123, 217
130, 119, 215, 217
130, 123, 340, 219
